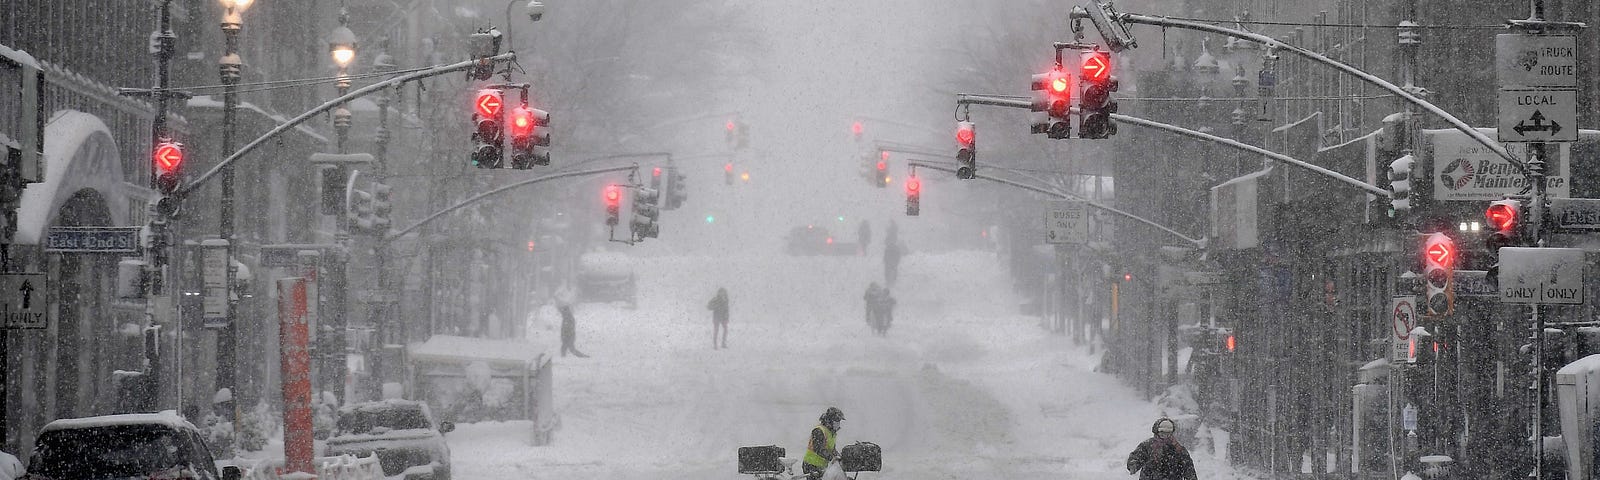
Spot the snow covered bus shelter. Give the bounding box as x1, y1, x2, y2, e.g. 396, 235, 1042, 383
405, 335, 556, 445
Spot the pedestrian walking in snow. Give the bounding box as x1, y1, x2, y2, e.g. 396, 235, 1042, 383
556, 284, 588, 358
1126, 418, 1198, 480
707, 287, 730, 349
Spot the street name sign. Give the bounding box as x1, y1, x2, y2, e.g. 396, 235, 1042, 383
1551, 198, 1600, 231
1497, 89, 1577, 143
44, 226, 140, 253
260, 244, 337, 268
1496, 34, 1577, 88
1498, 247, 1584, 304
1184, 271, 1225, 286
1, 273, 47, 329
1044, 200, 1089, 245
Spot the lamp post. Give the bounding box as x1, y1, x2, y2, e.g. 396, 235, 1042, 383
366, 43, 394, 399
216, 0, 252, 449
324, 8, 356, 403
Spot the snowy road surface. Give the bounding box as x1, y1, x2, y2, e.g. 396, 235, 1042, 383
444, 251, 1252, 480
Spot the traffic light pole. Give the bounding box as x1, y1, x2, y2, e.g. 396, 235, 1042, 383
1088, 9, 1526, 169
951, 94, 1391, 198
908, 160, 1204, 248
381, 165, 640, 244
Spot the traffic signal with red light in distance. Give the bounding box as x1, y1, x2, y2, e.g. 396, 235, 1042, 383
153, 141, 184, 194
604, 185, 621, 226
507, 103, 551, 169
905, 175, 920, 216
1485, 199, 1523, 250
1421, 232, 1455, 317
651, 167, 662, 191
1225, 333, 1236, 354
956, 121, 976, 179
852, 121, 864, 140
664, 166, 687, 210
1077, 50, 1119, 139
725, 162, 735, 185
472, 89, 504, 168
1031, 67, 1072, 139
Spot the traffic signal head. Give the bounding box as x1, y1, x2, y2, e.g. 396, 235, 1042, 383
507, 104, 551, 169
905, 175, 920, 216
1388, 154, 1415, 217
955, 121, 976, 180
1080, 51, 1112, 84
631, 187, 660, 239
1485, 199, 1524, 252
472, 89, 505, 168
370, 182, 392, 232
1421, 232, 1455, 316
652, 167, 662, 190
852, 121, 864, 139
1030, 68, 1073, 138
349, 188, 375, 232
1225, 333, 1236, 353
1077, 51, 1119, 139
604, 185, 621, 226
664, 167, 687, 210
153, 141, 184, 194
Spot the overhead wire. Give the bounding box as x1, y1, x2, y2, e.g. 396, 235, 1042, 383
1152, 14, 1506, 30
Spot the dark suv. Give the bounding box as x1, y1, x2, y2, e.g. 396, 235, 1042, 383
324, 400, 453, 480
24, 412, 239, 480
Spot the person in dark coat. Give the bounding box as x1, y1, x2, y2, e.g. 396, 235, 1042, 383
556, 285, 588, 358
1126, 418, 1198, 480
707, 287, 730, 349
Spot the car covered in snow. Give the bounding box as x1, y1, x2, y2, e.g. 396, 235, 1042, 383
23, 411, 240, 480
576, 251, 637, 307
324, 400, 453, 480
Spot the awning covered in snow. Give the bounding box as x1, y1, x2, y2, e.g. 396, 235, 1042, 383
406, 334, 551, 369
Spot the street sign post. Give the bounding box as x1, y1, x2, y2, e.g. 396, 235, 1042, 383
1045, 200, 1089, 245
1498, 247, 1585, 304
1, 273, 47, 329
1390, 297, 1416, 362
1496, 33, 1578, 143
44, 226, 140, 253
1496, 34, 1577, 88
1184, 271, 1225, 286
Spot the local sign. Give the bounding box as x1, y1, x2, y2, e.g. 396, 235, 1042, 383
1044, 200, 1089, 245
1498, 247, 1584, 305
44, 226, 140, 253
1431, 130, 1569, 201
1497, 89, 1578, 143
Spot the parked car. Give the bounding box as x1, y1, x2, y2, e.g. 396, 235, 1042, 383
324, 400, 453, 480
23, 411, 239, 480
576, 251, 637, 307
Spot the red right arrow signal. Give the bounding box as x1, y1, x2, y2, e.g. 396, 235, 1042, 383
1081, 52, 1111, 81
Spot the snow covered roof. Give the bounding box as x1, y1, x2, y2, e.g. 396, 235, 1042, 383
1213, 166, 1274, 190
407, 334, 551, 367
40, 410, 197, 433
0, 44, 40, 69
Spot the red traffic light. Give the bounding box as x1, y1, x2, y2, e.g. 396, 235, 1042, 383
852, 121, 864, 136
725, 163, 734, 173
881, 151, 890, 161
906, 177, 920, 193
527, 240, 536, 252
1123, 273, 1132, 282
1050, 72, 1070, 93
653, 167, 662, 177
154, 142, 184, 173
509, 106, 534, 137
876, 161, 886, 171
1225, 334, 1236, 352
956, 125, 975, 145
474, 90, 502, 117
726, 120, 736, 132
604, 185, 621, 204
1424, 236, 1455, 268
1486, 202, 1518, 232
1081, 52, 1111, 82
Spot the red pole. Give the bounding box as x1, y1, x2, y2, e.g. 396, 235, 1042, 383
278, 277, 315, 474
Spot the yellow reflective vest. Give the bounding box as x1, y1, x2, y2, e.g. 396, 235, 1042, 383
803, 424, 836, 468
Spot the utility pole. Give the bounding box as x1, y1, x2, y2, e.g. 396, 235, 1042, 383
216, 0, 246, 439
148, 0, 178, 412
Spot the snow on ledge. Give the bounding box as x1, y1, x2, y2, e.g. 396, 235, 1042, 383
41, 410, 196, 433
407, 334, 551, 367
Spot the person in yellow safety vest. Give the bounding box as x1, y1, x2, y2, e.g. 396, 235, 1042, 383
803, 407, 845, 480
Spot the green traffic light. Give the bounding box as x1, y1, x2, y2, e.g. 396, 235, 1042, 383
837, 216, 845, 222
706, 215, 715, 224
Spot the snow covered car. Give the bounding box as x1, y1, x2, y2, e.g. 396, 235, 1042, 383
324, 400, 454, 480
576, 252, 637, 307
23, 411, 240, 480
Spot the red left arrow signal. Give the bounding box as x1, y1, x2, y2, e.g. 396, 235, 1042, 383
475, 91, 502, 117
154, 142, 183, 171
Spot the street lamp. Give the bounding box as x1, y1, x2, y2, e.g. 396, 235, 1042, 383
329, 9, 357, 153
216, 0, 253, 447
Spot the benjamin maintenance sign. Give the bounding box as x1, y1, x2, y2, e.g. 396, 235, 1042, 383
1430, 129, 1569, 201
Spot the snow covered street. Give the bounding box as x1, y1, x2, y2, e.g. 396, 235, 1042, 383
446, 250, 1254, 480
